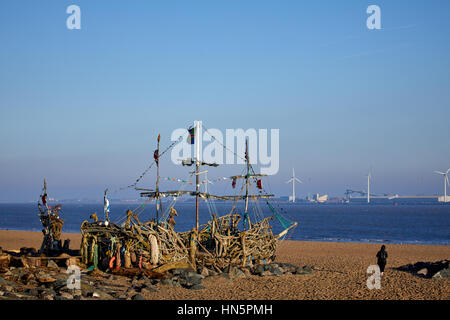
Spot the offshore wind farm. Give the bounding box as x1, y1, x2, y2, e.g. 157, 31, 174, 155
284, 168, 450, 204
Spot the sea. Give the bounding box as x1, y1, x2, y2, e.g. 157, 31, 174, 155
0, 199, 449, 246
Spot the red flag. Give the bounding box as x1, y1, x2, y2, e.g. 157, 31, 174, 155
41, 194, 47, 207
232, 178, 236, 189
154, 149, 159, 164
157, 134, 161, 143
257, 180, 262, 190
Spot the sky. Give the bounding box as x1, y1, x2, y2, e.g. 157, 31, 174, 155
0, 0, 450, 202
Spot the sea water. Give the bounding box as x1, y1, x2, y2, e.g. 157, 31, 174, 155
0, 200, 449, 246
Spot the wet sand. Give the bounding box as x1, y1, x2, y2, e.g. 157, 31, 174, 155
0, 230, 448, 300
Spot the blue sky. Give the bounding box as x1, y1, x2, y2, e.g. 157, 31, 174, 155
0, 0, 449, 201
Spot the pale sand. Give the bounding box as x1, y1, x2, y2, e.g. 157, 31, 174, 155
0, 230, 449, 300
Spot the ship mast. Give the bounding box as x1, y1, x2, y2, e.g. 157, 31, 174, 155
194, 121, 202, 234
43, 179, 49, 213
155, 134, 162, 222
244, 139, 250, 214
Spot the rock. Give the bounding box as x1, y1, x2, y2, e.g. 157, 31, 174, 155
184, 272, 203, 286
9, 256, 28, 268
172, 268, 194, 276
208, 269, 218, 276
0, 284, 15, 292
200, 267, 209, 278
141, 276, 159, 287
161, 278, 180, 287
273, 268, 284, 276
219, 273, 231, 280
229, 267, 246, 278
242, 268, 252, 277
59, 292, 74, 300
86, 290, 113, 299
21, 272, 35, 283
0, 275, 19, 287
108, 275, 117, 281
26, 288, 39, 296
2, 270, 12, 277
3, 292, 19, 299
132, 294, 145, 300
47, 260, 59, 269
279, 263, 298, 273
0, 253, 10, 269
266, 264, 279, 273
259, 271, 273, 277
254, 264, 265, 274
36, 272, 57, 284
189, 284, 205, 290
141, 285, 159, 293
432, 268, 450, 279
52, 278, 69, 291
81, 281, 113, 299
417, 268, 428, 276
39, 289, 56, 300
296, 266, 313, 275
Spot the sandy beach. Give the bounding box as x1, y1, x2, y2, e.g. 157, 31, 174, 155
0, 230, 448, 300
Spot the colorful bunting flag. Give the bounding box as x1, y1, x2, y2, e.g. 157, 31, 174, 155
187, 127, 195, 144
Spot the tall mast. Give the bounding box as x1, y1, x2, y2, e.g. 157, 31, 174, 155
155, 134, 162, 222
43, 179, 49, 212
367, 174, 370, 204
195, 120, 202, 234
244, 139, 250, 214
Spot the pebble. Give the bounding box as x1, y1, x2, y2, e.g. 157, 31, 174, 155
189, 284, 205, 290
47, 260, 59, 269
132, 294, 145, 300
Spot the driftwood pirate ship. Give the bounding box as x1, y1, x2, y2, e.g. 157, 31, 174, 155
80, 121, 297, 274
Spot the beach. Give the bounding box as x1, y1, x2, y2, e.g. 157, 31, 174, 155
0, 230, 448, 300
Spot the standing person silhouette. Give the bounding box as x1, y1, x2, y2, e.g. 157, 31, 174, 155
376, 245, 388, 276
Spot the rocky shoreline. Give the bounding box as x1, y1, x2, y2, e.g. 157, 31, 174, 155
1, 231, 449, 300
0, 250, 313, 300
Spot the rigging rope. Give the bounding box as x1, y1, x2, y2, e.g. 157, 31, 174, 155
203, 124, 297, 233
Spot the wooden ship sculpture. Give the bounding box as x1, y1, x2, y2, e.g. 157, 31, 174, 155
80, 121, 297, 275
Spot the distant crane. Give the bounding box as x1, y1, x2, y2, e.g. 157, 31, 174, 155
286, 168, 302, 203
344, 188, 381, 201
434, 169, 450, 203
345, 189, 366, 198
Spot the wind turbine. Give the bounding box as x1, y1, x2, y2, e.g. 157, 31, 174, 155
286, 168, 302, 203
434, 169, 450, 203
202, 171, 214, 194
